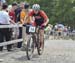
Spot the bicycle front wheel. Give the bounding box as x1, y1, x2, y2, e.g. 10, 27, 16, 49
26, 36, 35, 60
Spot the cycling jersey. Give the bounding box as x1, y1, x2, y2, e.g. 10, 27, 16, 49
29, 10, 48, 26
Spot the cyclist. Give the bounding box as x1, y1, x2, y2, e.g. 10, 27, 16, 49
28, 4, 49, 50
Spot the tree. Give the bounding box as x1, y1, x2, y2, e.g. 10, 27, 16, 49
6, 0, 75, 28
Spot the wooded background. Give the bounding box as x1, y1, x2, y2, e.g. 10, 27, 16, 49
7, 0, 75, 28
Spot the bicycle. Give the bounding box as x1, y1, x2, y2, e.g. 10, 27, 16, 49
24, 25, 44, 60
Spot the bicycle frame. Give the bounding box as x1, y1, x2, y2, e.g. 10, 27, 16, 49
26, 25, 44, 60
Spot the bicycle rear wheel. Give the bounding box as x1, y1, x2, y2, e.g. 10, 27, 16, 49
36, 35, 44, 55
26, 36, 35, 60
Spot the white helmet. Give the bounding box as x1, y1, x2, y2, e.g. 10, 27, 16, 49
32, 4, 40, 11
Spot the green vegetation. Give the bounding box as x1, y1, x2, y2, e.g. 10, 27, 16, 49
7, 0, 75, 28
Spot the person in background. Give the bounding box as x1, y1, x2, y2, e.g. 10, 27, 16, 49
15, 2, 25, 23
0, 3, 15, 51
63, 26, 68, 37
15, 2, 25, 48
9, 2, 18, 43
0, 0, 6, 8
7, 5, 12, 12
20, 3, 30, 24
21, 3, 32, 50
9, 2, 17, 22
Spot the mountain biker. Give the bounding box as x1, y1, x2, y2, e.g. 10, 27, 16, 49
28, 4, 49, 50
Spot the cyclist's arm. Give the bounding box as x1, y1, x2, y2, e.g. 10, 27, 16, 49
40, 11, 49, 26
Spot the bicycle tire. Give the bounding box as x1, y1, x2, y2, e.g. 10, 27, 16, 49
26, 36, 35, 60
36, 34, 44, 55
37, 38, 44, 55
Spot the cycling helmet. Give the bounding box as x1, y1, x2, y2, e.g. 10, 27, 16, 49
32, 4, 40, 11
24, 3, 29, 9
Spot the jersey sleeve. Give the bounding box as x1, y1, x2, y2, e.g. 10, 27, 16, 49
40, 10, 48, 21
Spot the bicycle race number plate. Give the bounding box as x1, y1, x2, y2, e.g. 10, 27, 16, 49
29, 26, 36, 33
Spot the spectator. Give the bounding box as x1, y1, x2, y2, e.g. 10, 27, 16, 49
7, 5, 12, 12
63, 26, 68, 36
15, 2, 25, 48
0, 3, 15, 51
20, 3, 30, 24
21, 3, 31, 50
9, 2, 18, 40
9, 2, 17, 22
15, 2, 25, 23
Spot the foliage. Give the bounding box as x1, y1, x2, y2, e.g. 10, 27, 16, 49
6, 0, 75, 28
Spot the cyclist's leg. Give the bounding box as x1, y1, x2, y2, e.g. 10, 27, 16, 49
39, 29, 44, 48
